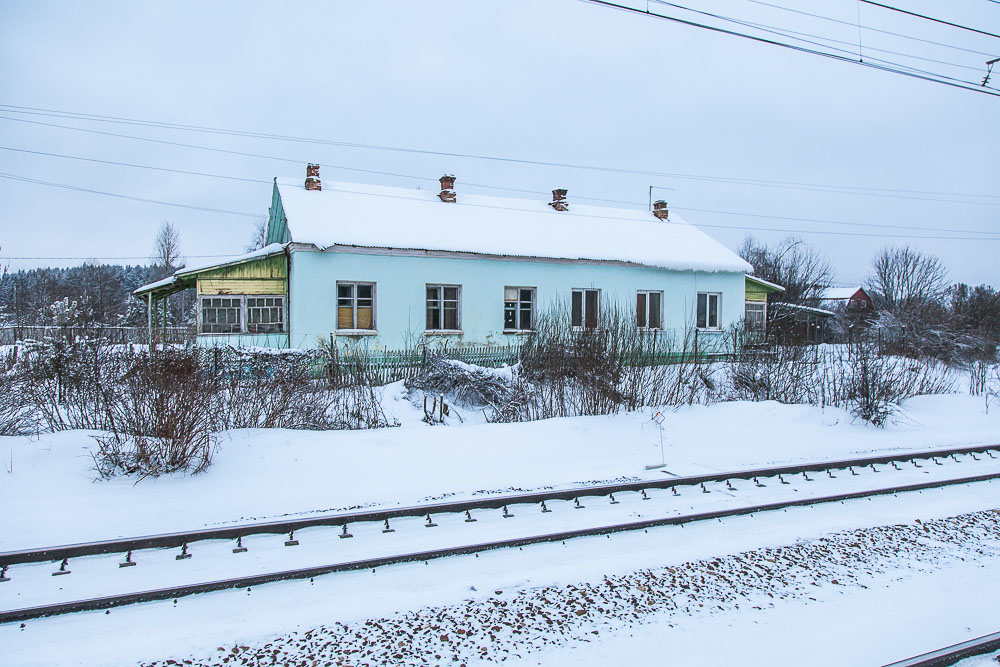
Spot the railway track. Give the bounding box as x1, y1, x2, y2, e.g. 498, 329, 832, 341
2, 443, 999, 625
882, 630, 1000, 667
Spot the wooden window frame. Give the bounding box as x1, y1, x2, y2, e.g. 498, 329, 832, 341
696, 292, 722, 331
571, 288, 601, 330
246, 295, 286, 334
636, 290, 664, 330
336, 281, 377, 333
425, 284, 462, 334
198, 294, 286, 335
744, 300, 766, 332
503, 286, 536, 333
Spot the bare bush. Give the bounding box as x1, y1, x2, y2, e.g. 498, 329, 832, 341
94, 349, 215, 478
0, 347, 34, 435
210, 348, 341, 430
490, 305, 718, 422
14, 335, 119, 431
405, 355, 514, 407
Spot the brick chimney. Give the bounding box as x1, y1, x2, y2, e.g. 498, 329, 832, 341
438, 174, 456, 203
305, 163, 322, 191
549, 189, 569, 212
652, 200, 669, 220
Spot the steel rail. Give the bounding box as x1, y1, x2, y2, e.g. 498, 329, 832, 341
881, 630, 1000, 666
2, 443, 997, 567
2, 469, 999, 625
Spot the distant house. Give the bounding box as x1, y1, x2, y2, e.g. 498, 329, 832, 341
818, 286, 875, 313
744, 275, 784, 335
136, 166, 754, 351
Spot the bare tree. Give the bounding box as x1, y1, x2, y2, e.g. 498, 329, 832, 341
244, 217, 267, 253
740, 236, 833, 304
151, 221, 183, 279
868, 246, 948, 313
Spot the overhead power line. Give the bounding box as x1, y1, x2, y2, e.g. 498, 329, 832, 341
4, 147, 1000, 237
647, 0, 987, 82
0, 172, 261, 218
747, 0, 1000, 58
858, 1, 1000, 40
2, 108, 998, 202
577, 0, 1000, 97
7, 168, 994, 242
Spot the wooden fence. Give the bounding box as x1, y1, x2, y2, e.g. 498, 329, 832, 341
0, 326, 196, 346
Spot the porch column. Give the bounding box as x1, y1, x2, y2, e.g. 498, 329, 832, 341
147, 292, 152, 349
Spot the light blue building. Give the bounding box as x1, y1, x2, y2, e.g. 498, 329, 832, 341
137, 166, 754, 351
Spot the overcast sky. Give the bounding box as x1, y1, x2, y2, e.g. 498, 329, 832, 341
1, 0, 997, 287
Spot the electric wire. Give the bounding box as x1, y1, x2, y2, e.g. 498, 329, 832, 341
2, 109, 998, 202
746, 0, 1000, 58
647, 0, 989, 82
0, 172, 261, 218
2, 169, 998, 244
576, 0, 1000, 97
858, 1, 1000, 40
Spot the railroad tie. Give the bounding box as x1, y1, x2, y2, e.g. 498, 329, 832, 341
233, 536, 248, 554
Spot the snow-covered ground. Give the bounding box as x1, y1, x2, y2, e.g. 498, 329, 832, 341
2, 390, 999, 666
2, 388, 998, 550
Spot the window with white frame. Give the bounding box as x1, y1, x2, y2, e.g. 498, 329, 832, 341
200, 295, 286, 334
337, 282, 375, 330
247, 296, 285, 333
426, 284, 461, 331
696, 292, 721, 330
636, 290, 663, 330
504, 286, 535, 331
744, 301, 765, 331
571, 289, 600, 329
201, 296, 242, 334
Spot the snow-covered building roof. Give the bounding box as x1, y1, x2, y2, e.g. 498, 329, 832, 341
274, 180, 752, 274
134, 244, 286, 296
820, 287, 864, 301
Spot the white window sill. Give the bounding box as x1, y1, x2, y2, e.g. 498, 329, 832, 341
424, 330, 464, 336
502, 329, 535, 335
335, 329, 378, 336
696, 328, 723, 333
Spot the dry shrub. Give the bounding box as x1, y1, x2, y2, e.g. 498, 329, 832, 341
405, 355, 514, 407
0, 347, 35, 435
490, 306, 719, 422
210, 348, 340, 430
14, 335, 118, 431
94, 350, 214, 479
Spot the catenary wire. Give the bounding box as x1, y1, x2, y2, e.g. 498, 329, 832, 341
647, 0, 988, 80
858, 1, 1000, 40
575, 0, 1000, 97
746, 0, 1000, 57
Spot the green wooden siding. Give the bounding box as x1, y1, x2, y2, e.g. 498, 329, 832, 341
745, 276, 782, 302
266, 182, 291, 245
196, 254, 288, 296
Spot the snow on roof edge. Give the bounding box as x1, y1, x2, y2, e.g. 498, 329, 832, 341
275, 180, 752, 274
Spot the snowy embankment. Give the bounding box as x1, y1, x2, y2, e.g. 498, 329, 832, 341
2, 387, 998, 551
2, 389, 1000, 666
